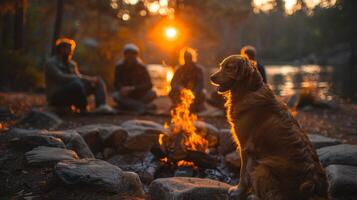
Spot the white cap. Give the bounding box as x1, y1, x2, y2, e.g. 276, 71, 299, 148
123, 43, 139, 53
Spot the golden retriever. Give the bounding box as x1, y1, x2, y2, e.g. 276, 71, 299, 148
210, 55, 329, 200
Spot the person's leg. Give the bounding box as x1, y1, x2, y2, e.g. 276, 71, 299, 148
113, 92, 146, 112
141, 89, 157, 104
168, 89, 180, 107
82, 78, 107, 108
50, 79, 87, 111
191, 90, 206, 112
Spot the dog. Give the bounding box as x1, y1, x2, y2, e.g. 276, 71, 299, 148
210, 55, 329, 200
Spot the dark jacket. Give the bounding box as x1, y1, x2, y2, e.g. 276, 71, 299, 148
171, 63, 204, 94
114, 59, 153, 98
44, 56, 80, 100
257, 62, 267, 83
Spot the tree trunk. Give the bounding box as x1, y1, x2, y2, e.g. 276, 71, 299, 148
51, 0, 64, 55
348, 0, 357, 101
1, 14, 11, 49
14, 0, 26, 50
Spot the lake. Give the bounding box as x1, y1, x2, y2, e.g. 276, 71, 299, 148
266, 64, 355, 101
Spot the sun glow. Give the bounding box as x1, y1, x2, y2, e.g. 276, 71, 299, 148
165, 26, 177, 40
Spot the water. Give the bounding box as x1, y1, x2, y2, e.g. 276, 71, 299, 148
266, 64, 354, 101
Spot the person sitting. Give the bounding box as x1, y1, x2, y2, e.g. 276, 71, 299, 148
44, 38, 113, 113
169, 47, 206, 112
207, 45, 267, 110
113, 43, 157, 113
240, 45, 267, 83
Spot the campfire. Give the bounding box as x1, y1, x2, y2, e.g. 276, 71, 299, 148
156, 89, 217, 169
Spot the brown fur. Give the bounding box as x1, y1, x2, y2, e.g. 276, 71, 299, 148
210, 55, 329, 200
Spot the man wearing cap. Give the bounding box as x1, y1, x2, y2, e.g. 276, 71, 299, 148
44, 37, 113, 113
113, 43, 156, 113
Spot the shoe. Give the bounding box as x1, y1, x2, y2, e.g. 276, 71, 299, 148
93, 104, 116, 114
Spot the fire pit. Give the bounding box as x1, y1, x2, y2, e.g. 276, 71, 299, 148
153, 89, 217, 167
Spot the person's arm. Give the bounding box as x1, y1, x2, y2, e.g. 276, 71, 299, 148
258, 63, 267, 83
194, 67, 204, 94
132, 65, 153, 91
44, 59, 78, 83
170, 67, 182, 91
114, 64, 123, 90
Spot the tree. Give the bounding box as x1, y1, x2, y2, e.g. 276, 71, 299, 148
51, 0, 64, 55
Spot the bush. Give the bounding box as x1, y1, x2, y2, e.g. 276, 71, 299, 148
0, 50, 44, 91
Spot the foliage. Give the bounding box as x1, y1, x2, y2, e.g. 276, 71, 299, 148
0, 50, 44, 91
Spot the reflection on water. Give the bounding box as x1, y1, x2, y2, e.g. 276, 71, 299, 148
266, 65, 344, 101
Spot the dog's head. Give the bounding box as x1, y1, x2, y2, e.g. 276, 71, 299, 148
211, 55, 260, 93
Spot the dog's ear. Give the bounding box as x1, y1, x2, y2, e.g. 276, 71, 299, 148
232, 56, 253, 81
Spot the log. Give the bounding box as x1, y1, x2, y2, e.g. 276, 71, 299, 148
185, 150, 218, 169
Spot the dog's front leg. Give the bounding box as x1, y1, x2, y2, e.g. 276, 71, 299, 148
229, 149, 250, 200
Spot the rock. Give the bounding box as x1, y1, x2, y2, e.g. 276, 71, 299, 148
307, 134, 341, 149
194, 121, 219, 148
107, 152, 159, 184
224, 151, 241, 168
15, 110, 63, 130
121, 120, 168, 152
11, 134, 66, 150
25, 146, 79, 164
326, 164, 357, 198
218, 129, 237, 155
149, 177, 231, 200
11, 128, 94, 159
174, 167, 195, 177
55, 159, 145, 196
317, 144, 357, 167
75, 124, 128, 154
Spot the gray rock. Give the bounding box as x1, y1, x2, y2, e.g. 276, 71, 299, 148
25, 146, 79, 164
307, 134, 341, 149
15, 110, 63, 130
326, 164, 357, 198
11, 134, 66, 150
149, 177, 231, 200
121, 120, 168, 152
11, 128, 94, 159
107, 152, 159, 184
55, 159, 145, 196
194, 121, 219, 148
317, 144, 357, 167
218, 129, 237, 155
224, 151, 241, 168
75, 124, 128, 153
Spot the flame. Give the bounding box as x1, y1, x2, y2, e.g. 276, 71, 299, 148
169, 89, 208, 152
177, 160, 196, 168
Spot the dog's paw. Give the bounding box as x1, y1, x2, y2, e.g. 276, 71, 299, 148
229, 186, 247, 200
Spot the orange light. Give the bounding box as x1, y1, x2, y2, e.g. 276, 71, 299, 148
165, 27, 177, 40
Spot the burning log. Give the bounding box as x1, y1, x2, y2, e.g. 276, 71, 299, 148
154, 89, 218, 169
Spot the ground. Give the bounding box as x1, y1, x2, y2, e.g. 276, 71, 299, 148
1, 92, 357, 144
0, 92, 357, 199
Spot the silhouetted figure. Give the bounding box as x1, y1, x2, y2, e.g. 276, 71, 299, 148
113, 43, 156, 113
169, 47, 206, 112
241, 45, 267, 83
207, 45, 267, 110
44, 38, 113, 113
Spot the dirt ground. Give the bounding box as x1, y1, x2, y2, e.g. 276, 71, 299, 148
1, 92, 357, 144
0, 92, 357, 199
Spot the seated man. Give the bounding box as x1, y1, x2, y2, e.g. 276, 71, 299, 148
240, 45, 267, 83
44, 38, 113, 113
169, 47, 206, 112
113, 43, 156, 113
